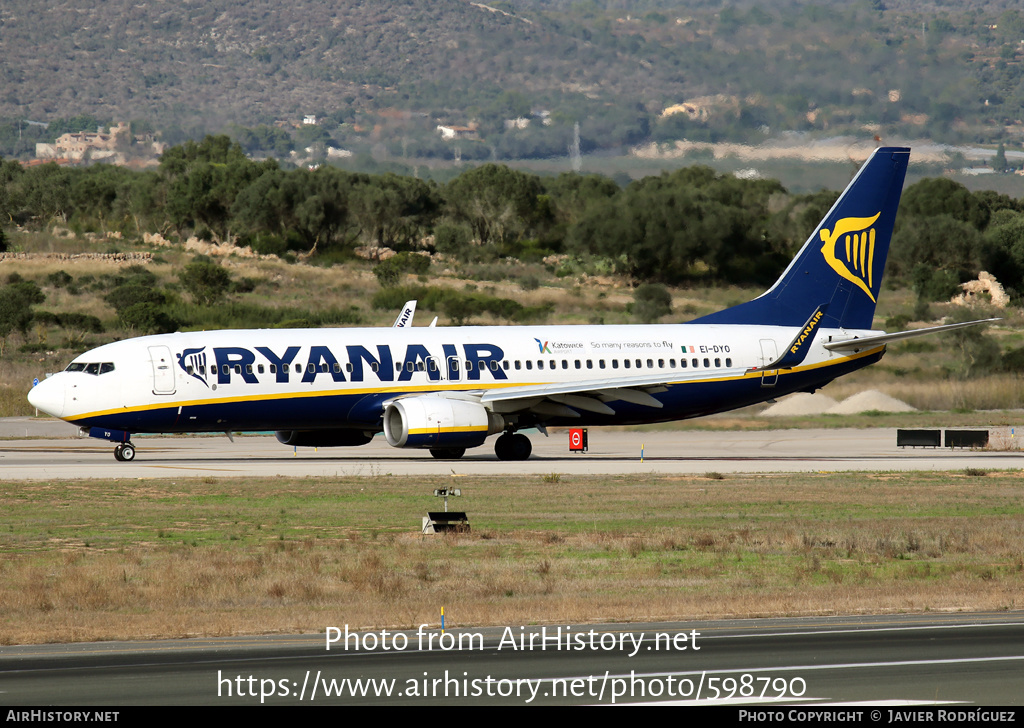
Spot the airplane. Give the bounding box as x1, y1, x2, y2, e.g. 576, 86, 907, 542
28, 146, 995, 462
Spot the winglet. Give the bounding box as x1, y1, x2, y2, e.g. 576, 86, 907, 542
392, 301, 417, 328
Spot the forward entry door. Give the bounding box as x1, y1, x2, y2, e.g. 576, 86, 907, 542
149, 345, 176, 394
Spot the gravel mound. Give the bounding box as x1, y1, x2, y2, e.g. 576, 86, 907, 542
825, 390, 916, 414
761, 392, 837, 417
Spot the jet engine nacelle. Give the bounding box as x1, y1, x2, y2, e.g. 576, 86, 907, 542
383, 396, 504, 449
275, 429, 375, 447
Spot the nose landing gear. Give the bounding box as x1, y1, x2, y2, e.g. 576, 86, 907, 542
83, 427, 136, 462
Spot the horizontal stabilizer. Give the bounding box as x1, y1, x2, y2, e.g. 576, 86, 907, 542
824, 318, 1000, 352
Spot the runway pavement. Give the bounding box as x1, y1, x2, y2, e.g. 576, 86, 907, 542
1, 417, 1022, 478
1, 612, 1021, 705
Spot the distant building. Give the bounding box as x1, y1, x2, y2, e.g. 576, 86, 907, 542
303, 114, 318, 125
35, 122, 165, 166
436, 124, 479, 141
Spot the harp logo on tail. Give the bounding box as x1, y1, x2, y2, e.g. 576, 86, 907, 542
820, 212, 882, 302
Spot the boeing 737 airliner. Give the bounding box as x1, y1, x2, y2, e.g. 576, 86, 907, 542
27, 147, 993, 461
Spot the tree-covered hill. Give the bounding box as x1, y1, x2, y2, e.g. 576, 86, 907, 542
3, 0, 1024, 153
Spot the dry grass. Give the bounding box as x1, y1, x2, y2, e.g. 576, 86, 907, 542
0, 472, 1021, 644
822, 375, 1024, 412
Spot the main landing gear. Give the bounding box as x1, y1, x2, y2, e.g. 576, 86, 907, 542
113, 442, 136, 462
494, 431, 532, 461
427, 432, 533, 461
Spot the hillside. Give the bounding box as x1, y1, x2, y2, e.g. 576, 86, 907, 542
2, 0, 1024, 155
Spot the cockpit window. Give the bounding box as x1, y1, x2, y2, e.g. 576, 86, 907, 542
65, 362, 115, 375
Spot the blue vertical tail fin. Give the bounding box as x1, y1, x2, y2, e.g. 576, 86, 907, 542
694, 146, 910, 330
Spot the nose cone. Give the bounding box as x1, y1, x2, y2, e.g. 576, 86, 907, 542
28, 376, 65, 418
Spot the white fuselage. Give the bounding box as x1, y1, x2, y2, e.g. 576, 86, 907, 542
30, 322, 881, 436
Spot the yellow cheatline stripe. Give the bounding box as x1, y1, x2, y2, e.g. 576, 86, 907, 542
65, 347, 884, 424
408, 426, 488, 435
66, 380, 542, 423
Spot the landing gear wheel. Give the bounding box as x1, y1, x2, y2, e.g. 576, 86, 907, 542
430, 447, 466, 460
495, 432, 532, 461
114, 443, 136, 462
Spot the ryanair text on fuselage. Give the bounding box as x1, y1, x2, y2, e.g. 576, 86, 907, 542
179, 343, 509, 387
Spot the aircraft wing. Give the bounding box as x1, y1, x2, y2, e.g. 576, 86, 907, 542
477, 367, 750, 417
823, 318, 1000, 353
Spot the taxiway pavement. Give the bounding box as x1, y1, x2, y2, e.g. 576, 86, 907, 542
1, 418, 1021, 479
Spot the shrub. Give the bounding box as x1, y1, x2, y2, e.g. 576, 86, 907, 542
105, 284, 166, 313
179, 258, 232, 305
119, 302, 178, 334
373, 252, 431, 288
633, 283, 672, 323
